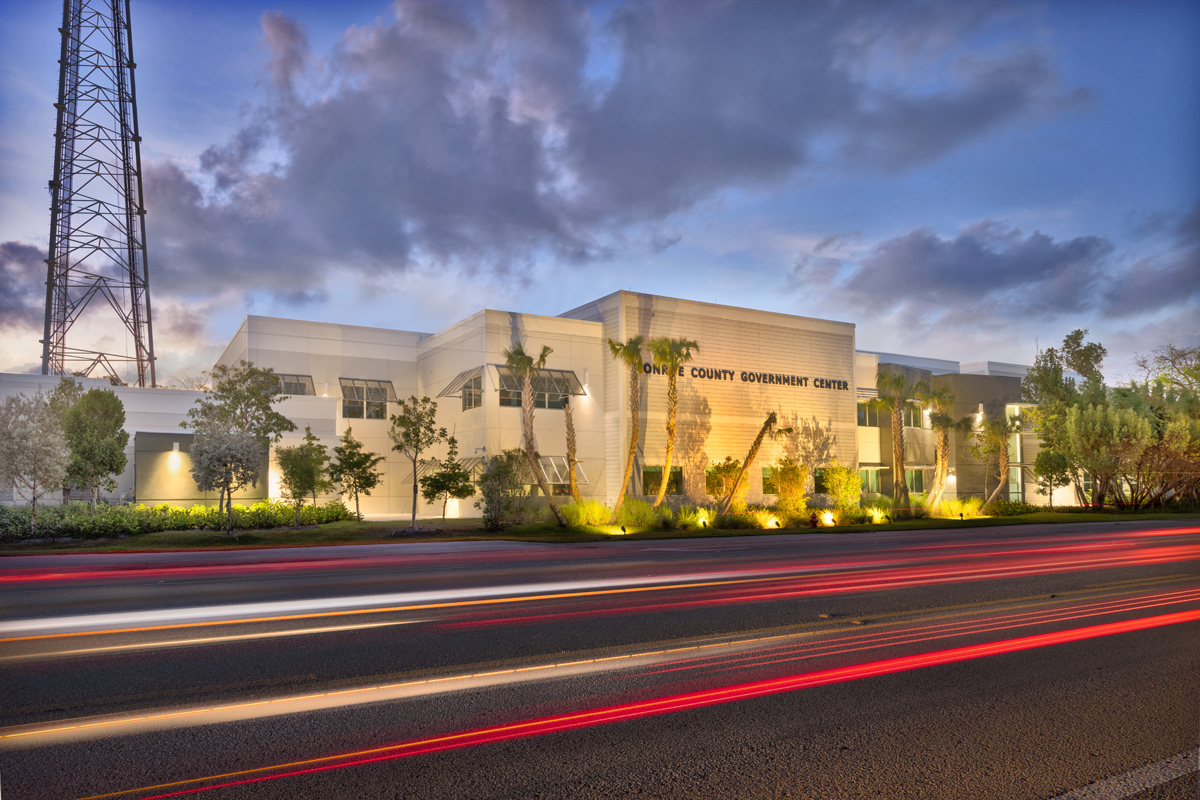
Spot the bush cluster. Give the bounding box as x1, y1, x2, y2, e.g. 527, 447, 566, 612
988, 499, 1039, 516
0, 500, 354, 540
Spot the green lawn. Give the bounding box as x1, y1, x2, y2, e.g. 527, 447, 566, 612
1, 509, 1197, 555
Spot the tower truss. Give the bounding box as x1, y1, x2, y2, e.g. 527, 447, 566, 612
42, 0, 156, 387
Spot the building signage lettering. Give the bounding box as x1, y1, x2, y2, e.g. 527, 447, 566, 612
643, 363, 848, 391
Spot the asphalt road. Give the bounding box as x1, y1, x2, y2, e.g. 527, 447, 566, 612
1, 520, 1197, 799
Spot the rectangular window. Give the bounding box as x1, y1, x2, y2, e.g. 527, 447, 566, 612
340, 378, 396, 420
496, 367, 583, 410
461, 374, 483, 411
643, 466, 683, 495
1008, 466, 1022, 502
813, 468, 829, 494
276, 374, 315, 396
904, 469, 925, 493
857, 402, 880, 427
859, 469, 881, 494
762, 467, 777, 495
902, 403, 925, 429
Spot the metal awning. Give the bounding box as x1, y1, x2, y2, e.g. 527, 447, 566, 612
438, 367, 483, 398
438, 365, 586, 398
539, 456, 589, 485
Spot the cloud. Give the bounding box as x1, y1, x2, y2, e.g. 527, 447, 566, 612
0, 241, 46, 331
138, 0, 1088, 310
1099, 199, 1200, 317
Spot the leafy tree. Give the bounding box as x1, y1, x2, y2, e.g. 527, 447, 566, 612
608, 336, 645, 515
871, 369, 928, 516
329, 427, 385, 521
503, 342, 565, 527
1033, 450, 1072, 511
648, 336, 699, 508
475, 449, 536, 530
420, 437, 475, 520
62, 389, 130, 507
1065, 404, 1152, 508
769, 455, 809, 518
183, 360, 294, 512
47, 377, 84, 503
189, 428, 264, 535
275, 427, 331, 527
0, 393, 70, 536
388, 396, 448, 529
1021, 330, 1108, 474
822, 458, 862, 511
916, 384, 957, 509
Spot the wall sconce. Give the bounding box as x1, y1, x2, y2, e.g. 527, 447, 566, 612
583, 368, 590, 393
172, 442, 179, 452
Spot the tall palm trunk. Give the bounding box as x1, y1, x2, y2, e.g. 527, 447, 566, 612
720, 412, 778, 516
891, 403, 911, 513
653, 374, 679, 508
928, 427, 950, 508
564, 397, 581, 502
985, 442, 1011, 507
522, 372, 565, 526
614, 360, 641, 516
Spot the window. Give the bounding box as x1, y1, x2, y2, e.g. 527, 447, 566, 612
496, 367, 583, 410
461, 374, 482, 411
857, 402, 880, 427
339, 378, 396, 419
813, 468, 829, 494
859, 469, 881, 494
1008, 466, 1022, 502
643, 466, 683, 496
276, 374, 315, 396
902, 403, 925, 429
905, 469, 925, 493
762, 467, 777, 494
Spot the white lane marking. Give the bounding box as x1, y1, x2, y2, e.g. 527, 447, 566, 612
1048, 748, 1198, 799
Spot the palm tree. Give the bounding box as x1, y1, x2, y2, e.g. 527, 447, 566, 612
608, 335, 645, 515
647, 336, 699, 508
979, 413, 1024, 509
872, 370, 928, 517
563, 395, 581, 502
917, 384, 956, 509
718, 411, 790, 516
503, 342, 566, 527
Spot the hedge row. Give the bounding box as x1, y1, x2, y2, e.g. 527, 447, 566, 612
0, 500, 355, 540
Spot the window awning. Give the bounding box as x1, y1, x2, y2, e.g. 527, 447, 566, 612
339, 378, 397, 402
539, 456, 588, 485
438, 365, 586, 398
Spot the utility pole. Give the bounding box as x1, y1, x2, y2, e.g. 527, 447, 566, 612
42, 0, 156, 387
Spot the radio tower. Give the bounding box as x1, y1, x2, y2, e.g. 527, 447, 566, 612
42, 0, 156, 387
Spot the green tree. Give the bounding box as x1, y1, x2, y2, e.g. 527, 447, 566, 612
0, 393, 70, 536
608, 336, 645, 515
62, 388, 130, 507
389, 396, 448, 529
1134, 343, 1200, 394
503, 342, 565, 527
187, 427, 263, 535
475, 448, 536, 530
1065, 404, 1152, 508
183, 360, 294, 512
822, 458, 862, 511
420, 436, 475, 520
275, 427, 331, 527
916, 384, 957, 509
647, 336, 699, 508
1033, 450, 1072, 511
47, 377, 84, 504
329, 427, 385, 521
872, 369, 928, 516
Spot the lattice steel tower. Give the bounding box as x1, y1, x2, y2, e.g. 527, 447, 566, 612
42, 0, 156, 387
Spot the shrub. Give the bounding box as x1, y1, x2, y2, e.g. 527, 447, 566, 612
475, 449, 535, 530
823, 459, 861, 511
706, 456, 747, 512
614, 497, 658, 527
989, 499, 1038, 516
561, 500, 611, 527
930, 497, 986, 519
675, 505, 715, 531
769, 456, 808, 518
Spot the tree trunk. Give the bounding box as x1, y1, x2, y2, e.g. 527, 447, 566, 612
928, 429, 950, 509
523, 373, 564, 526
353, 489, 361, 521
891, 404, 911, 516
721, 413, 776, 516
410, 454, 419, 530
613, 363, 641, 516
29, 496, 37, 537
653, 374, 679, 508
985, 444, 1010, 508
564, 399, 581, 503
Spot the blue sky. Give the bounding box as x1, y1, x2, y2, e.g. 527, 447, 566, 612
2, 0, 1197, 384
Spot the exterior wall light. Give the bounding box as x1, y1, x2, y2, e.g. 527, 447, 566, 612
172, 442, 179, 451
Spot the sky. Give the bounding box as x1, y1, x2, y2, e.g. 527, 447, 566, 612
1, 0, 1197, 386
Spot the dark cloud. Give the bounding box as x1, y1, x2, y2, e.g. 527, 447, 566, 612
0, 242, 46, 330
1100, 199, 1200, 317
143, 0, 1088, 306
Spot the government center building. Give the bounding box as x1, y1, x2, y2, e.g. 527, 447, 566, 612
1, 291, 1050, 515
